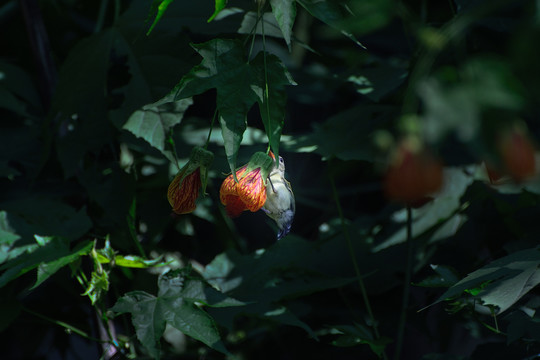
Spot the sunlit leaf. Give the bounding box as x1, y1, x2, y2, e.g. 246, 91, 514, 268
431, 248, 540, 314
112, 268, 245, 356
0, 236, 92, 289
254, 52, 296, 162
146, 0, 175, 35
82, 266, 110, 305
0, 211, 21, 264
347, 64, 408, 102
208, 0, 227, 22
33, 240, 93, 289
115, 255, 167, 269
172, 39, 294, 173
238, 12, 286, 39
123, 93, 193, 162
269, 0, 297, 48
373, 167, 473, 252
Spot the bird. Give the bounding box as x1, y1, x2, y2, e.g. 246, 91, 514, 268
262, 155, 295, 240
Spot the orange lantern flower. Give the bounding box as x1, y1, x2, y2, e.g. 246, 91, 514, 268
497, 124, 536, 182
384, 137, 443, 205
220, 152, 275, 217
167, 147, 213, 214
168, 168, 201, 214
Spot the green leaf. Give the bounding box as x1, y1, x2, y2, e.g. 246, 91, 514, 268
269, 0, 297, 49
297, 0, 365, 48
203, 238, 356, 336
420, 57, 525, 143
146, 0, 175, 35
254, 52, 296, 161
82, 266, 110, 305
114, 255, 167, 269
262, 304, 317, 339
341, 0, 394, 35
238, 12, 287, 39
330, 323, 392, 357
0, 61, 42, 115
208, 0, 227, 22
123, 93, 193, 162
506, 310, 540, 344
415, 264, 460, 288
112, 269, 245, 356
294, 104, 393, 161
0, 211, 21, 264
33, 240, 93, 289
431, 248, 540, 314
0, 199, 92, 244
172, 39, 294, 173
347, 64, 408, 102
77, 163, 135, 228
373, 167, 473, 252
112, 291, 164, 359
0, 236, 92, 289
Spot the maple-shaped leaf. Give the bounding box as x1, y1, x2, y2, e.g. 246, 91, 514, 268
172, 38, 295, 173
123, 93, 193, 162
0, 236, 93, 290
430, 248, 540, 314
269, 0, 297, 49
111, 268, 245, 358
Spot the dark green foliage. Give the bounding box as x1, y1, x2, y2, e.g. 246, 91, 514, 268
3, 0, 540, 359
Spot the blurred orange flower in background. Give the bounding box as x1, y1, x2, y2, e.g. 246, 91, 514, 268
384, 137, 443, 205
497, 124, 536, 182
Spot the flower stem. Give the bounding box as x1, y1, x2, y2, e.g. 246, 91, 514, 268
329, 172, 387, 360
394, 205, 413, 360
204, 108, 218, 149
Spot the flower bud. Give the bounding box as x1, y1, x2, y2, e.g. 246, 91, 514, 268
167, 147, 214, 214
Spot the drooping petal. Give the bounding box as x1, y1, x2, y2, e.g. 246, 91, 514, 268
219, 174, 237, 203
167, 168, 201, 214
223, 195, 248, 218
237, 168, 267, 212
219, 164, 267, 216
219, 166, 246, 203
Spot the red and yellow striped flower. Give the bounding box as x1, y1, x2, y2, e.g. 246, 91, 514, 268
168, 167, 201, 214
220, 152, 275, 217
167, 147, 214, 215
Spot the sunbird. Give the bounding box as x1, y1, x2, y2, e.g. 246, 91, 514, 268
262, 155, 295, 240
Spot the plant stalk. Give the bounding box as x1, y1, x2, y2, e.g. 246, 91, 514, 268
329, 172, 387, 360
394, 205, 414, 360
